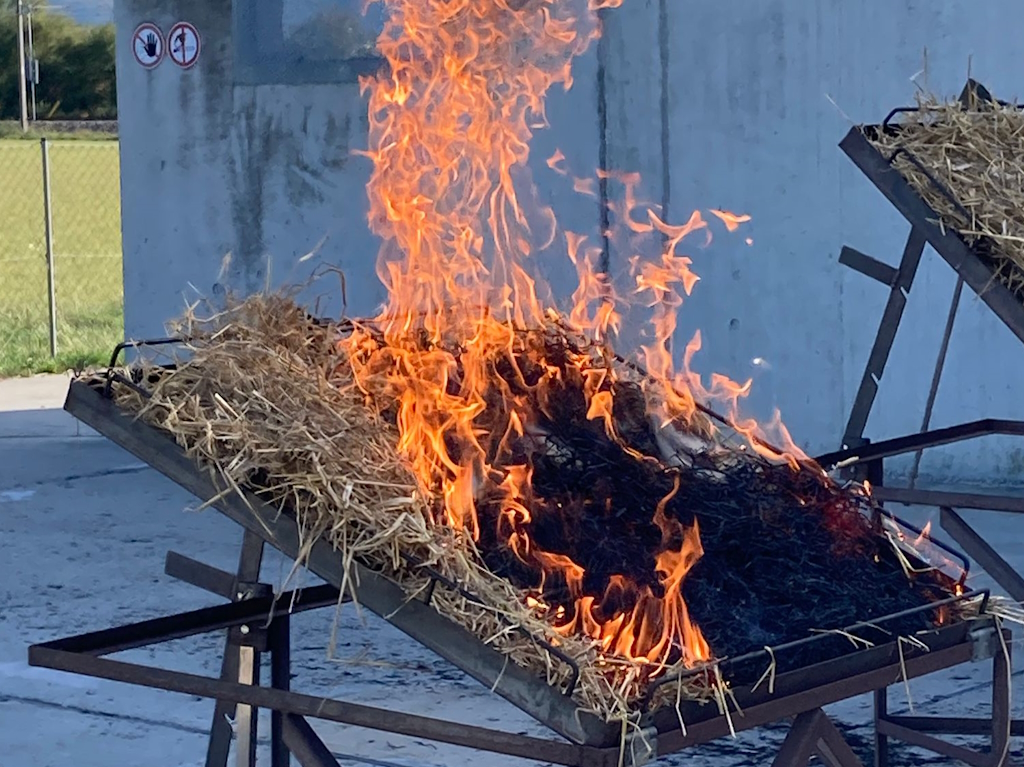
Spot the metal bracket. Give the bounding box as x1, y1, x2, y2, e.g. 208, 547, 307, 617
970, 627, 1000, 663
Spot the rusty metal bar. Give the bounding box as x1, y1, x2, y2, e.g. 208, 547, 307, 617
841, 227, 926, 449
941, 507, 1024, 603
870, 486, 1024, 514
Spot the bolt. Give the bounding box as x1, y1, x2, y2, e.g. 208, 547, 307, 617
240, 625, 250, 635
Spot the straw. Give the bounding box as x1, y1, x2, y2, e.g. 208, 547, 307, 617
868, 88, 1024, 298
111, 294, 711, 724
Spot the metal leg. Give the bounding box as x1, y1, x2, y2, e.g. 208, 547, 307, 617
815, 714, 868, 767
207, 530, 266, 767
992, 635, 1011, 767
282, 714, 339, 767
271, 613, 292, 767
841, 228, 927, 453
773, 710, 865, 767
874, 688, 889, 767
908, 276, 963, 489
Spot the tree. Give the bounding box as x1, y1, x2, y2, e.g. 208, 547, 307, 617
0, 1, 117, 120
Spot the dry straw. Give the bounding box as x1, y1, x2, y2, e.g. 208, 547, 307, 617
112, 294, 715, 726
867, 89, 1024, 298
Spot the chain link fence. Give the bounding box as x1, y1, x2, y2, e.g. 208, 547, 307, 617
0, 138, 123, 376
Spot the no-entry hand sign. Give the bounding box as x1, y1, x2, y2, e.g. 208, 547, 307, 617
132, 22, 164, 70
168, 21, 201, 69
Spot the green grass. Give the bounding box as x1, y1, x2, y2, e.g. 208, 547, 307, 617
0, 139, 123, 377
0, 122, 118, 141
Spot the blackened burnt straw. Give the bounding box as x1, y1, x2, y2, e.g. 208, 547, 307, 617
356, 316, 962, 682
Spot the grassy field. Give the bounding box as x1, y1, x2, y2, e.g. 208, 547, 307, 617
0, 139, 123, 377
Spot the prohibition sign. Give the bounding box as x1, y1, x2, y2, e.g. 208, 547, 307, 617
132, 22, 164, 70
168, 21, 201, 69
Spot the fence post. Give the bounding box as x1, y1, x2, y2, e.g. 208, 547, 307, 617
41, 137, 57, 357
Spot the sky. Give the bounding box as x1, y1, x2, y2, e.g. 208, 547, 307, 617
49, 0, 113, 25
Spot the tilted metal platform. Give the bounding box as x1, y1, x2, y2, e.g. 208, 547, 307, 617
23, 376, 1014, 767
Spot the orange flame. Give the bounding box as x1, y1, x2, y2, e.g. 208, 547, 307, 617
346, 0, 794, 675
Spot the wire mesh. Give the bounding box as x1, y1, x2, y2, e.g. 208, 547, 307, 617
0, 139, 123, 376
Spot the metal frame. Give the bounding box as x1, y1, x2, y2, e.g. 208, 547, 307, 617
25, 377, 1012, 766
831, 83, 1024, 613
29, 526, 1007, 767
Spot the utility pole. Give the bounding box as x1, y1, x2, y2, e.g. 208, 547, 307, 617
16, 0, 29, 131
26, 7, 37, 121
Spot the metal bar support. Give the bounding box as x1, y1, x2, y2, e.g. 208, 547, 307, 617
841, 227, 927, 452
874, 628, 1014, 767
941, 507, 1024, 603
909, 275, 964, 489
873, 688, 888, 767
869, 486, 1024, 514
207, 530, 266, 767
165, 551, 238, 599
282, 714, 340, 767
770, 709, 865, 767
270, 613, 291, 767
839, 246, 898, 287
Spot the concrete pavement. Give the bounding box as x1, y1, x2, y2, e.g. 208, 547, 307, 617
0, 374, 97, 439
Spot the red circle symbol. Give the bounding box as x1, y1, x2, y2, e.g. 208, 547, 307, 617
167, 22, 201, 69
132, 22, 164, 70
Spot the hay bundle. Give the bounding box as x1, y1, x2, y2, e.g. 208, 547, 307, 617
114, 295, 703, 722
867, 87, 1024, 298
110, 294, 961, 724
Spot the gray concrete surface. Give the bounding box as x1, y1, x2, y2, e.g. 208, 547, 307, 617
1, 374, 1023, 765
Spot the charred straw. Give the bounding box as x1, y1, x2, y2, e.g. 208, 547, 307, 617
109, 294, 968, 724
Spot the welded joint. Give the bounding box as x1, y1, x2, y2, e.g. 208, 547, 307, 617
970, 627, 999, 662
624, 726, 658, 767
235, 581, 273, 602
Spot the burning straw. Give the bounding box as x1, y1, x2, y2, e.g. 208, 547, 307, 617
867, 86, 1024, 298
110, 291, 969, 724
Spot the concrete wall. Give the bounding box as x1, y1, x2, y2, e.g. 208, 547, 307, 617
601, 0, 1024, 483
115, 0, 1024, 483
114, 0, 599, 329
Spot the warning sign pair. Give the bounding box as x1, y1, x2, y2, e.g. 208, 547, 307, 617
132, 21, 200, 70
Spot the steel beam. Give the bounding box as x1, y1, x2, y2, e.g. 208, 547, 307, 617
841, 227, 926, 448
869, 486, 1024, 514
282, 715, 341, 767
817, 419, 1024, 471
941, 507, 1024, 603
839, 246, 898, 287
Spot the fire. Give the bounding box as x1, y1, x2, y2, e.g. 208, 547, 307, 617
346, 0, 801, 675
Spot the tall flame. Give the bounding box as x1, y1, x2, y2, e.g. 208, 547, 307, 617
347, 0, 804, 674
